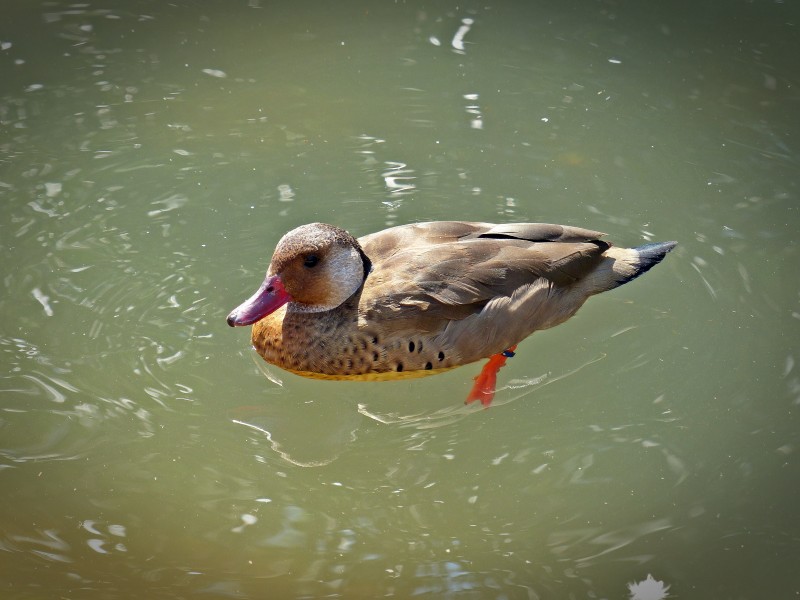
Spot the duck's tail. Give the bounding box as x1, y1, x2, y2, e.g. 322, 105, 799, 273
585, 240, 677, 294
622, 241, 678, 284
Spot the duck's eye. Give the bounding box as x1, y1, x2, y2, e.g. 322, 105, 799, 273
303, 254, 320, 268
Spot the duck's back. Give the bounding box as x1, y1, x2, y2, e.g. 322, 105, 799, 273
358, 221, 607, 256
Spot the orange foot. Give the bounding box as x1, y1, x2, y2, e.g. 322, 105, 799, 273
465, 345, 518, 407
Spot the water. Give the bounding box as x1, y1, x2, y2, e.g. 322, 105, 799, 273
1, 1, 798, 598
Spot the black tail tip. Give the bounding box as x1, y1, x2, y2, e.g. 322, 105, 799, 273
632, 241, 677, 280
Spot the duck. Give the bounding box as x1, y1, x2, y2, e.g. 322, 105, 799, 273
227, 221, 676, 405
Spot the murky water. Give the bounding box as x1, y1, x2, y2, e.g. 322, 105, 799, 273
1, 1, 798, 598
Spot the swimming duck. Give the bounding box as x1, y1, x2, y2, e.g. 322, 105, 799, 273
227, 221, 676, 405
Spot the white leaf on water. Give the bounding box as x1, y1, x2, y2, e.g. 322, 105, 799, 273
628, 574, 670, 599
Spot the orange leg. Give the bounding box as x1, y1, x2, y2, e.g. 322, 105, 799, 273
465, 345, 518, 407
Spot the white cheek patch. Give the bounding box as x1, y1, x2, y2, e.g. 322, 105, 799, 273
327, 245, 364, 288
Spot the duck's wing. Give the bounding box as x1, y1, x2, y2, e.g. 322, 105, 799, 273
358, 222, 610, 331
461, 221, 606, 243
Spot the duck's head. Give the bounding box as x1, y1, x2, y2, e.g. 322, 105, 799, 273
226, 223, 371, 326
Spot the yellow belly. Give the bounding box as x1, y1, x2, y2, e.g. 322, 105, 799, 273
284, 365, 458, 382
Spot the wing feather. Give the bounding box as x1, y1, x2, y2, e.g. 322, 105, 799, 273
358, 222, 609, 331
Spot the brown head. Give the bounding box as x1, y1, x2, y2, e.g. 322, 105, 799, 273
226, 223, 371, 326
